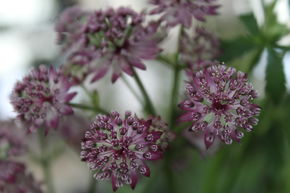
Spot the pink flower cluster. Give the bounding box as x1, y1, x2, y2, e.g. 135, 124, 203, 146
0, 161, 43, 193
10, 65, 77, 133
150, 0, 220, 28
81, 111, 172, 191
56, 7, 162, 83
179, 65, 261, 148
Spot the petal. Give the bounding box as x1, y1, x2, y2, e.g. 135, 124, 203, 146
64, 92, 77, 102
91, 67, 109, 82
59, 104, 74, 115
111, 73, 121, 83
129, 171, 138, 190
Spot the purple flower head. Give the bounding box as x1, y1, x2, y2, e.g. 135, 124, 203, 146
179, 65, 261, 148
0, 161, 43, 193
57, 7, 162, 83
0, 121, 26, 159
150, 0, 220, 28
10, 65, 77, 134
180, 27, 221, 73
81, 111, 171, 191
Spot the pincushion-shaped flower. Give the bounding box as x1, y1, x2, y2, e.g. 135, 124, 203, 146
81, 111, 171, 191
150, 0, 219, 28
10, 65, 77, 134
179, 65, 261, 148
0, 121, 25, 159
0, 161, 43, 193
180, 27, 220, 73
57, 7, 162, 83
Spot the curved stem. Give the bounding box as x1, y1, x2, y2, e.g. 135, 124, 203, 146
168, 53, 181, 128
168, 26, 184, 128
38, 131, 56, 193
131, 68, 156, 115
164, 156, 176, 193
69, 103, 108, 114
121, 76, 143, 104
87, 177, 97, 193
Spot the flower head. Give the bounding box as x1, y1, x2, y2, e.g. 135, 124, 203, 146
150, 0, 220, 28
180, 27, 220, 73
81, 111, 171, 191
10, 65, 77, 134
0, 161, 43, 193
179, 65, 261, 148
57, 7, 162, 83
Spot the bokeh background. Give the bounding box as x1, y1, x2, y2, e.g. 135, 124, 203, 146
1, 0, 290, 193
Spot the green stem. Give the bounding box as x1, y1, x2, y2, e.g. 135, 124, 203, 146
168, 53, 181, 128
69, 103, 108, 114
164, 156, 176, 193
121, 76, 143, 104
87, 177, 97, 193
38, 131, 56, 193
168, 26, 184, 128
131, 68, 156, 115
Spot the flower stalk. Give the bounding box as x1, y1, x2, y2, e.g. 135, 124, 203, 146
131, 68, 157, 115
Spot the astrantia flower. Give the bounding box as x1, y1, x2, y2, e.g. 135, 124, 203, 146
150, 0, 220, 28
179, 65, 261, 148
57, 7, 162, 83
0, 121, 25, 159
10, 65, 77, 134
0, 161, 43, 193
180, 27, 220, 73
81, 111, 171, 191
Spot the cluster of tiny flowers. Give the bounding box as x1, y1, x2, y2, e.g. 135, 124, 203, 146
179, 27, 220, 73
0, 121, 25, 159
0, 161, 43, 193
10, 65, 77, 134
179, 65, 261, 148
81, 111, 171, 191
150, 0, 219, 28
56, 7, 162, 83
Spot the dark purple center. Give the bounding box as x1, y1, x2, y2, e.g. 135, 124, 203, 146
212, 101, 228, 112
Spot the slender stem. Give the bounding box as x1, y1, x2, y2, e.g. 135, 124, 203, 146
69, 102, 108, 114
43, 161, 55, 193
38, 131, 56, 193
87, 177, 97, 193
164, 156, 176, 193
168, 26, 184, 128
131, 68, 156, 115
121, 76, 143, 104
168, 53, 181, 128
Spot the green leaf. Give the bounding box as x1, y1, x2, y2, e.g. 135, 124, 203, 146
220, 37, 256, 62
247, 47, 263, 73
239, 13, 260, 35
262, 1, 290, 44
265, 48, 286, 104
